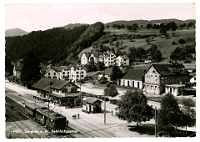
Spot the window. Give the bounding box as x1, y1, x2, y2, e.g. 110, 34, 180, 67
151, 75, 153, 78
63, 72, 65, 74
48, 73, 50, 75
81, 75, 84, 77
155, 86, 157, 90
54, 72, 56, 75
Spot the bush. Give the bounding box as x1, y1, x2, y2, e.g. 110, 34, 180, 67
179, 38, 186, 44
172, 41, 176, 45
99, 76, 108, 84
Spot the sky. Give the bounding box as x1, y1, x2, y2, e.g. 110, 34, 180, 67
5, 2, 196, 32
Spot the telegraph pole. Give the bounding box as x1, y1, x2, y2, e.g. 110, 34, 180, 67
79, 66, 81, 92
47, 93, 50, 135
155, 107, 157, 138
104, 95, 106, 124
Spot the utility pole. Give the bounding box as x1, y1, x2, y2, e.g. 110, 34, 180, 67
104, 94, 106, 124
79, 66, 81, 92
155, 107, 157, 138
47, 93, 50, 135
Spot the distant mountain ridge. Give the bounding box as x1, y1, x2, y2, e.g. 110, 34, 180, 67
5, 28, 28, 37
63, 23, 88, 29
104, 19, 196, 26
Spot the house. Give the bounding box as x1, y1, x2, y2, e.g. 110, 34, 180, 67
13, 59, 23, 79
98, 67, 113, 82
165, 84, 185, 96
116, 55, 129, 67
82, 97, 102, 113
103, 51, 116, 67
32, 79, 81, 107
190, 75, 196, 89
43, 68, 63, 80
81, 52, 99, 65
62, 65, 87, 82
31, 78, 57, 100
88, 52, 99, 63
143, 63, 189, 95
118, 69, 144, 89
81, 52, 90, 65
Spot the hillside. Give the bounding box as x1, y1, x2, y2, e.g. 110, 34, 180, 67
104, 19, 195, 27
79, 28, 195, 61
5, 22, 105, 65
63, 23, 88, 29
5, 28, 28, 37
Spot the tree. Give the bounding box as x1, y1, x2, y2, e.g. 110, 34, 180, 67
180, 98, 196, 136
110, 65, 123, 81
132, 23, 139, 31
106, 25, 110, 29
160, 27, 167, 35
117, 90, 154, 127
151, 49, 163, 62
170, 47, 181, 61
179, 38, 186, 44
120, 40, 123, 48
146, 24, 152, 29
115, 40, 120, 48
157, 93, 184, 136
128, 47, 137, 62
21, 50, 41, 86
5, 56, 13, 76
104, 84, 118, 97
136, 47, 146, 61
96, 61, 104, 71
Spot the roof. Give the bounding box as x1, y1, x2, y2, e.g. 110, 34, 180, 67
32, 78, 57, 91
25, 102, 46, 110
103, 67, 113, 75
118, 55, 129, 59
82, 52, 91, 58
87, 71, 100, 77
85, 97, 102, 104
165, 84, 185, 88
51, 80, 79, 90
54, 66, 67, 72
50, 80, 69, 90
121, 69, 145, 81
36, 107, 65, 119
147, 63, 188, 76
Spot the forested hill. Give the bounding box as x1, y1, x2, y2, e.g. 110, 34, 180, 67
5, 22, 105, 65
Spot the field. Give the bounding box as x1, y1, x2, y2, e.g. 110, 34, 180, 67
79, 28, 195, 61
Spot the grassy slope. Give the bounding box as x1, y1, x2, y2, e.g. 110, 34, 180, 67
79, 28, 195, 60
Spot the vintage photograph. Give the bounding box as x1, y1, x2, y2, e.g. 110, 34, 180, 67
5, 3, 196, 138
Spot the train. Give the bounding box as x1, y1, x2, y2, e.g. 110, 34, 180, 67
6, 94, 68, 134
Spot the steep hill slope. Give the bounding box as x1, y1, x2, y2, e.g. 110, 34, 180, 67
5, 28, 28, 37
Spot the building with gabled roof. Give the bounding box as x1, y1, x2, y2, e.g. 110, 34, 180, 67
82, 97, 102, 113
143, 63, 189, 95
116, 55, 129, 67
118, 68, 145, 89
43, 68, 63, 80
32, 78, 81, 107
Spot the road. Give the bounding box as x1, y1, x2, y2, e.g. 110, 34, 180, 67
5, 81, 155, 138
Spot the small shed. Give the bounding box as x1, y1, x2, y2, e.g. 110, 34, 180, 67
82, 97, 102, 113
165, 84, 185, 96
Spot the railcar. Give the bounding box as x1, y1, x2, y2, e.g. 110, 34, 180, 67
6, 94, 68, 133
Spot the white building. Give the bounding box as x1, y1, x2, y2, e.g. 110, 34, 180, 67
62, 65, 87, 82
116, 55, 129, 66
